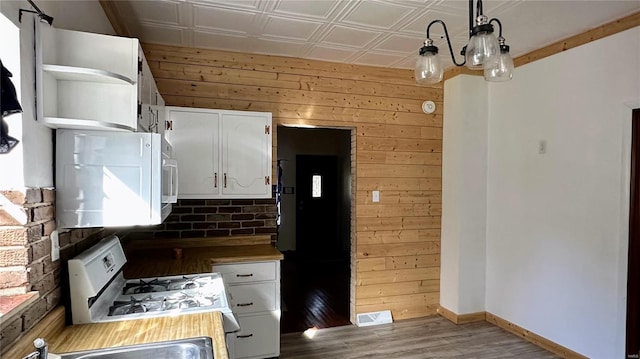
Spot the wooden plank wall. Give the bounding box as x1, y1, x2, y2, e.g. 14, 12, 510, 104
144, 44, 443, 321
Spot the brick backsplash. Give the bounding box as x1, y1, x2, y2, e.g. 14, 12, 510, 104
128, 198, 277, 241
0, 188, 113, 355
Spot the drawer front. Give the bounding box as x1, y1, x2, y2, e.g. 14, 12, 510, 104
229, 282, 277, 314
213, 262, 277, 284
233, 313, 280, 359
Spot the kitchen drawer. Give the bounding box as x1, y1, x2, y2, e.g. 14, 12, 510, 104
213, 262, 277, 284
232, 313, 280, 359
228, 282, 277, 314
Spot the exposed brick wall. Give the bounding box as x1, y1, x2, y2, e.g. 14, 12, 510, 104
0, 188, 110, 355
128, 198, 277, 241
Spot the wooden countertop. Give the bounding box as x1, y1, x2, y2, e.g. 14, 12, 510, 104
51, 311, 228, 359
6, 308, 228, 359
6, 237, 282, 359
124, 244, 284, 278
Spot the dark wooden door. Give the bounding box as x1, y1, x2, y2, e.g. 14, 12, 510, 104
628, 108, 640, 358
296, 155, 339, 259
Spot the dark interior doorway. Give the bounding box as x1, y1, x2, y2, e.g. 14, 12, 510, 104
277, 127, 351, 334
296, 155, 340, 259
627, 108, 640, 358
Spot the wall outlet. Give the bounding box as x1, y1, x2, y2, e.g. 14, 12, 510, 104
372, 190, 380, 203
51, 230, 60, 261
538, 140, 547, 154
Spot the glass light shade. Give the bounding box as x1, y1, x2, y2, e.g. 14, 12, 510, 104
465, 31, 499, 70
484, 50, 514, 82
415, 52, 443, 85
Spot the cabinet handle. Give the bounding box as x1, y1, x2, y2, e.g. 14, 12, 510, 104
214, 173, 218, 188
237, 302, 254, 307
265, 176, 270, 185
224, 173, 227, 188
236, 273, 253, 278
237, 334, 253, 339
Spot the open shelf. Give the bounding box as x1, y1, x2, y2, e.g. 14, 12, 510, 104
43, 64, 136, 85
42, 117, 136, 131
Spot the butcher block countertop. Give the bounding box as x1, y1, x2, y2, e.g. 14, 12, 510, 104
5, 307, 228, 359
124, 236, 284, 278
50, 311, 229, 359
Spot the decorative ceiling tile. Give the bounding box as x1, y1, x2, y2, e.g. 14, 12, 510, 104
339, 0, 415, 30
402, 9, 467, 38
320, 25, 381, 48
125, 0, 182, 25
374, 34, 426, 53
271, 0, 346, 20
248, 37, 310, 57
304, 45, 359, 63
136, 23, 185, 45
192, 30, 250, 52
262, 15, 324, 41
188, 0, 265, 12
192, 4, 258, 33
351, 51, 408, 67
114, 0, 640, 71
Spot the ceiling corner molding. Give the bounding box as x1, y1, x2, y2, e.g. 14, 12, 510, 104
443, 10, 640, 82
99, 0, 131, 37
514, 10, 640, 68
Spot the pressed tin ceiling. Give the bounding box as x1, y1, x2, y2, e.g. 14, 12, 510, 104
108, 0, 640, 69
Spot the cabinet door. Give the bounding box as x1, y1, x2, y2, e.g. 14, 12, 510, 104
166, 108, 220, 198
221, 112, 272, 198
232, 314, 280, 359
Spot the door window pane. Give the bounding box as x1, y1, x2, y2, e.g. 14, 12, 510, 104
312, 175, 321, 198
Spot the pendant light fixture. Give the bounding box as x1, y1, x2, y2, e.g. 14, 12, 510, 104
415, 0, 513, 85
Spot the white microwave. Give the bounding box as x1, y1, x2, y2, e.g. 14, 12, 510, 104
55, 130, 178, 228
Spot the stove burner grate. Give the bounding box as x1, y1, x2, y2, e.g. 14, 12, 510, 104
122, 278, 170, 295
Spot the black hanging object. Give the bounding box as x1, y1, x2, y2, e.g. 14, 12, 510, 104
19, 0, 53, 25
1, 60, 22, 154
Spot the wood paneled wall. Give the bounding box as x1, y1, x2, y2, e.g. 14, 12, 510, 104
144, 44, 443, 321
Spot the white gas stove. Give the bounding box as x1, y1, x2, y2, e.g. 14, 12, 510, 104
67, 235, 239, 333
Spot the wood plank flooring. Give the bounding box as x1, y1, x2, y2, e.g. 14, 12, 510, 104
280, 251, 351, 333
280, 316, 559, 359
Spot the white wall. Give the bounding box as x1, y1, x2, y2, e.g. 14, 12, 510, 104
440, 75, 488, 314
485, 27, 639, 358
0, 1, 113, 189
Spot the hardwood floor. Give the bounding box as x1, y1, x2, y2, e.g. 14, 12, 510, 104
280, 316, 559, 358
279, 252, 556, 358
280, 251, 351, 333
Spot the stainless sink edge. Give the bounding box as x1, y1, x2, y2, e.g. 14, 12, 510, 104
58, 336, 214, 359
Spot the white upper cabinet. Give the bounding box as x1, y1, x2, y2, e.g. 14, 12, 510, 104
221, 112, 272, 197
166, 107, 272, 199
166, 109, 221, 198
35, 23, 162, 132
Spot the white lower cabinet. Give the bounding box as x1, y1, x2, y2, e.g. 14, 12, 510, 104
229, 313, 280, 359
213, 261, 281, 359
